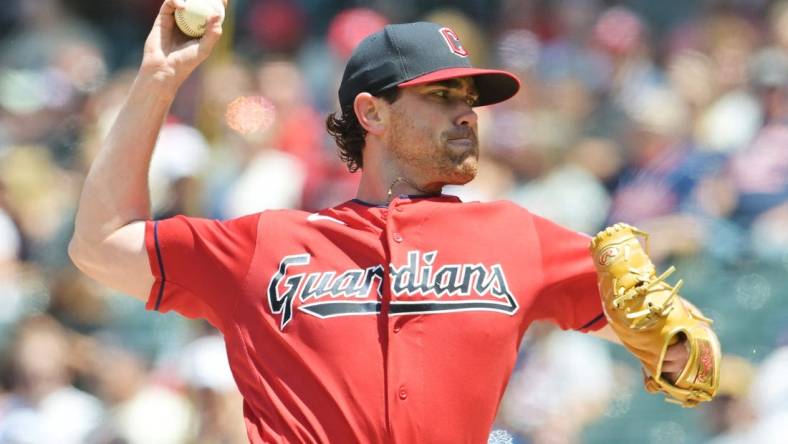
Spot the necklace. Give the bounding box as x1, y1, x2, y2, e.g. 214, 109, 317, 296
386, 176, 431, 203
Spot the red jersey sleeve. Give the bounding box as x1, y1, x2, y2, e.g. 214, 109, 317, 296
530, 214, 607, 332
144, 214, 260, 332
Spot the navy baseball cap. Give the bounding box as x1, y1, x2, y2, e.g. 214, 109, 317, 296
338, 22, 521, 109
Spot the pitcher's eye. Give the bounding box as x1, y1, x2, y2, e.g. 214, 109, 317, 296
431, 89, 450, 99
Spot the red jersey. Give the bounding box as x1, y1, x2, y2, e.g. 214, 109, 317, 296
144, 195, 606, 443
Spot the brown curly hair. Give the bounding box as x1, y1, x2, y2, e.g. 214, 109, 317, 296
326, 87, 401, 172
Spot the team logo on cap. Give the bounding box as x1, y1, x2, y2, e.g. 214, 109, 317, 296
440, 27, 469, 57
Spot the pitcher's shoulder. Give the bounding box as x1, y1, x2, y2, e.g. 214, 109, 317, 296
455, 199, 533, 215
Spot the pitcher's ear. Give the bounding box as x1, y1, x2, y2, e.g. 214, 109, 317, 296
354, 93, 387, 136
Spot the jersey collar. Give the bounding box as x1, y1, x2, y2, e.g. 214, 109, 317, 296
351, 194, 462, 208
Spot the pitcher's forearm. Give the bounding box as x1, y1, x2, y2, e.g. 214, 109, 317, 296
74, 74, 178, 244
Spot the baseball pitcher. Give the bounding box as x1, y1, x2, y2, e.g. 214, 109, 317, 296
70, 1, 720, 442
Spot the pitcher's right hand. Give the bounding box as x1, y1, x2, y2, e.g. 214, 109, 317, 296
139, 0, 226, 87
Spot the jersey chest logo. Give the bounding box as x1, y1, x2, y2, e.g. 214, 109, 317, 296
267, 250, 518, 330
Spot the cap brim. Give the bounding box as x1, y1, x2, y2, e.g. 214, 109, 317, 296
398, 67, 521, 106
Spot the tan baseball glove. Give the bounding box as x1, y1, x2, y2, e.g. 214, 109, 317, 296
589, 223, 720, 407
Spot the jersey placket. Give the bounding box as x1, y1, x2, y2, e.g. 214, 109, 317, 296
383, 197, 424, 443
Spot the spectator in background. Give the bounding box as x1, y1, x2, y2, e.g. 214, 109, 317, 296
496, 322, 615, 444
174, 333, 247, 444
0, 180, 26, 336
194, 58, 307, 219
724, 13, 788, 260
726, 347, 788, 443
148, 121, 211, 219
0, 144, 81, 269
536, 0, 610, 94
0, 0, 108, 167
45, 269, 108, 336
729, 125, 788, 260
0, 315, 104, 444
217, 101, 306, 218
507, 134, 614, 234
610, 87, 691, 226
86, 334, 194, 444
607, 87, 732, 263
592, 6, 661, 117
693, 14, 762, 154
255, 59, 349, 212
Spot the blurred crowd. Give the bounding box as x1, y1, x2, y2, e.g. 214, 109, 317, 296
1, 0, 788, 443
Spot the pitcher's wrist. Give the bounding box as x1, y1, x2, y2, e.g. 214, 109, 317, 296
130, 71, 181, 103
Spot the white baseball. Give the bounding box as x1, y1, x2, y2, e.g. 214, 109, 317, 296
174, 0, 225, 38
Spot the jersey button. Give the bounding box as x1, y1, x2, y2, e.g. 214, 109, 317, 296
392, 233, 403, 243
398, 386, 408, 400
393, 324, 401, 333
